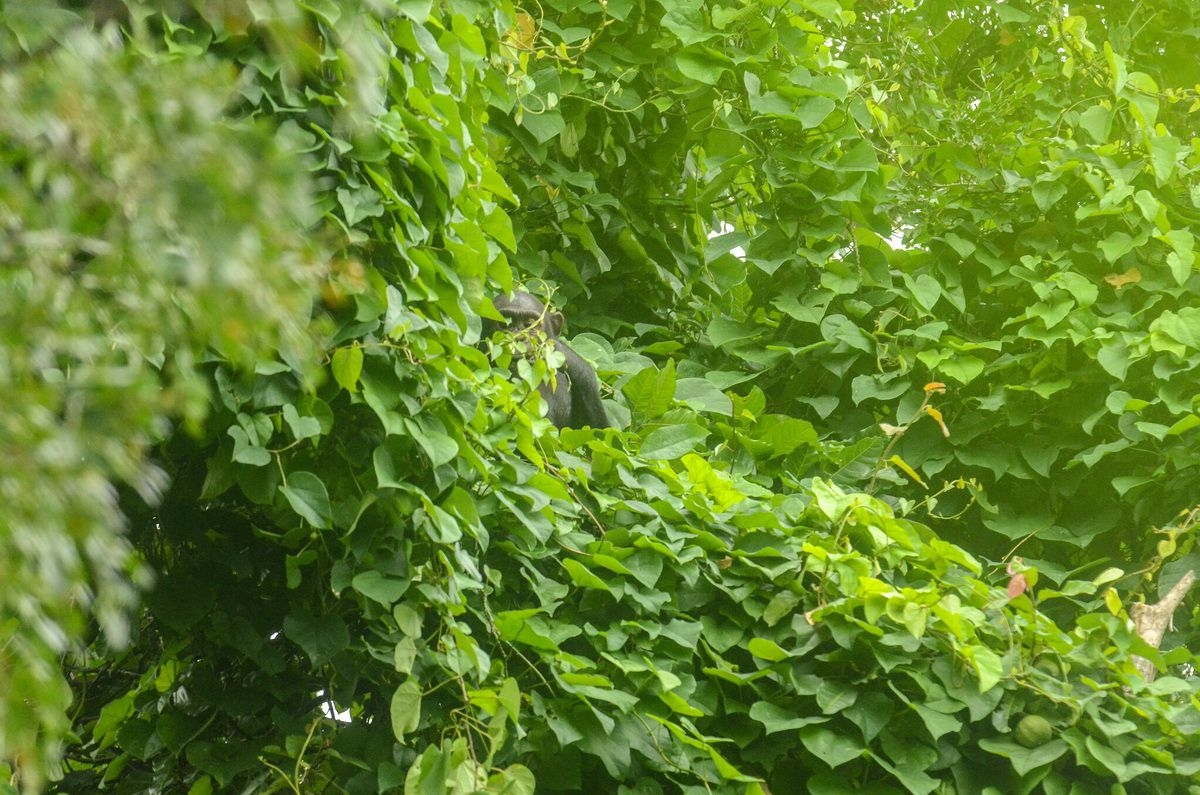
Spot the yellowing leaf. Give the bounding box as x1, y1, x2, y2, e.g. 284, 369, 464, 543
924, 406, 951, 437
1103, 268, 1141, 288
507, 12, 537, 50
889, 454, 926, 487
1103, 587, 1123, 616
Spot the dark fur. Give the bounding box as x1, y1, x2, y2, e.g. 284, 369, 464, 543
485, 292, 610, 429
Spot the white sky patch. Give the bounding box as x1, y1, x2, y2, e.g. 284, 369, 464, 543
318, 690, 353, 723
709, 221, 911, 258
709, 221, 746, 259
887, 225, 913, 250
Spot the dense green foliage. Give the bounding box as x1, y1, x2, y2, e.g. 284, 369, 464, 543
2, 0, 1199, 792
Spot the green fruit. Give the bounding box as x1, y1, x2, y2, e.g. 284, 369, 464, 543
1014, 714, 1054, 748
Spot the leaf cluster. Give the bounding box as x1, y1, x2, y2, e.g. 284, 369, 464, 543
3, 1, 1200, 794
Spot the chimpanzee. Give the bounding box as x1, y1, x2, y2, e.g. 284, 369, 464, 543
483, 291, 611, 429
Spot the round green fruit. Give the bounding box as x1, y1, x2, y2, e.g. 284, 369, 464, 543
1014, 714, 1054, 748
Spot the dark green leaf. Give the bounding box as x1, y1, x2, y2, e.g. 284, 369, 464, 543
282, 612, 350, 666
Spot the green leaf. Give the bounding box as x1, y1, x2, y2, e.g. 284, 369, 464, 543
494, 610, 560, 652
640, 424, 709, 459
843, 692, 895, 743
487, 764, 536, 795
1160, 229, 1194, 285
336, 185, 384, 225
520, 109, 566, 143
1150, 308, 1200, 355
2, 5, 81, 52
1032, 179, 1067, 211
938, 355, 986, 385
910, 702, 962, 740
1165, 414, 1200, 437
622, 552, 665, 588
228, 426, 271, 467
675, 378, 733, 415
284, 551, 311, 589
837, 140, 879, 172
900, 601, 928, 638
353, 571, 409, 604
659, 690, 704, 717
966, 644, 1003, 692
404, 417, 458, 468
1134, 189, 1162, 222
675, 48, 731, 84
562, 559, 612, 591
482, 205, 517, 252
756, 416, 818, 456
373, 438, 414, 490
978, 737, 1069, 776
184, 741, 258, 788
660, 0, 715, 45
747, 637, 790, 662
851, 373, 908, 403
395, 0, 432, 22
622, 361, 678, 419
390, 679, 422, 740
282, 612, 350, 666
762, 591, 802, 627
798, 726, 862, 768
749, 702, 827, 734
707, 317, 759, 348
187, 775, 215, 795
1096, 343, 1131, 379
1125, 71, 1160, 128
332, 344, 364, 392
815, 680, 858, 714
903, 273, 943, 313
1086, 735, 1140, 781
1077, 104, 1112, 142
279, 471, 333, 529
282, 404, 321, 440
1098, 231, 1135, 262
394, 637, 418, 674
498, 678, 522, 721
801, 0, 846, 23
